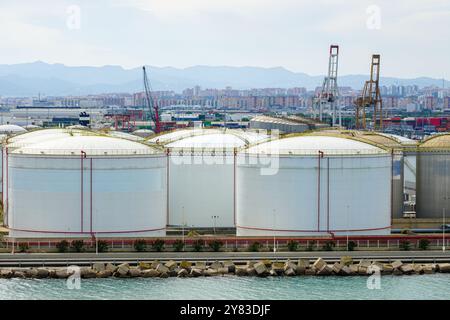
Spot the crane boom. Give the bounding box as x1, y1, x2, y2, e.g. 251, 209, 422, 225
143, 66, 161, 133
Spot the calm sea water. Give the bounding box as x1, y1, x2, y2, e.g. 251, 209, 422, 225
1, 275, 450, 300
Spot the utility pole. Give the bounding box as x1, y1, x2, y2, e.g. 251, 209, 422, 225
314, 45, 340, 126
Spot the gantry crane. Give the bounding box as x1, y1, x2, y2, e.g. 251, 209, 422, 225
143, 66, 161, 133
314, 45, 340, 126
355, 54, 383, 130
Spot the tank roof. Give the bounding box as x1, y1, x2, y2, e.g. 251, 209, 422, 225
244, 135, 388, 155
419, 133, 450, 150
0, 124, 26, 134
11, 135, 161, 156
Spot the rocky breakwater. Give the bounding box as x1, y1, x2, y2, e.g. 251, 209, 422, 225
0, 258, 449, 279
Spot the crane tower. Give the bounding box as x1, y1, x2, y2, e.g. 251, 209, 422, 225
355, 54, 383, 130
143, 66, 161, 133
314, 45, 340, 126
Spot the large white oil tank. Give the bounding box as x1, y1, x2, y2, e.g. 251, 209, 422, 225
6, 135, 166, 238
416, 134, 450, 218
148, 128, 270, 228
236, 135, 392, 236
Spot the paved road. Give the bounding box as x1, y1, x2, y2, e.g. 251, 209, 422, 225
0, 251, 450, 266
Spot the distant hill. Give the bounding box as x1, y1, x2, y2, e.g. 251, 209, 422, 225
0, 61, 447, 96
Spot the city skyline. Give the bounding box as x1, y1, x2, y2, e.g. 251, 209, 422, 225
1, 0, 449, 79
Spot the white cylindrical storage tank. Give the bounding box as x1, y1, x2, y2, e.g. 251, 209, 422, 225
236, 135, 392, 236
6, 135, 166, 238
148, 128, 270, 229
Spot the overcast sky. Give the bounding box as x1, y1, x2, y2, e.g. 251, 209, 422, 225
1, 0, 449, 78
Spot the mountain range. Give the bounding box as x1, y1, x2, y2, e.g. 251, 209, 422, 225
0, 61, 447, 97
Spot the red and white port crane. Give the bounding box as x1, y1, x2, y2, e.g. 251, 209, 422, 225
143, 66, 161, 133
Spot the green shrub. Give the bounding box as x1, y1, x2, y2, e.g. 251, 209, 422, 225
173, 239, 184, 252
151, 239, 165, 252
18, 243, 29, 253
208, 240, 223, 252
56, 240, 69, 253
248, 242, 262, 252
322, 241, 335, 251
71, 240, 85, 252
418, 239, 430, 250
97, 240, 109, 253
347, 241, 357, 251
133, 239, 147, 252
399, 240, 411, 251
193, 239, 205, 252
287, 241, 299, 252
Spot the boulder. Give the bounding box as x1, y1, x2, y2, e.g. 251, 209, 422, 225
93, 263, 105, 272
138, 262, 151, 270
400, 264, 414, 274
413, 264, 424, 275
358, 266, 368, 275
12, 271, 26, 278
317, 265, 332, 276
332, 262, 343, 274
246, 268, 256, 276
177, 269, 189, 278
81, 267, 97, 279
190, 268, 203, 277
371, 261, 384, 272
297, 259, 309, 274
358, 259, 372, 268
142, 269, 160, 278
204, 268, 218, 277
269, 269, 278, 277
261, 260, 272, 267
129, 268, 142, 277
156, 264, 169, 274
422, 265, 434, 274
312, 258, 326, 271
340, 256, 353, 266
218, 267, 229, 275
159, 272, 169, 278
284, 268, 296, 276
209, 261, 223, 270
55, 268, 69, 279
254, 262, 268, 275
179, 261, 192, 270
382, 264, 394, 274
150, 260, 160, 269
340, 265, 353, 276
284, 260, 297, 272
97, 270, 112, 278
24, 268, 38, 278
36, 268, 50, 278
392, 260, 403, 269
117, 263, 130, 276
165, 260, 178, 271
393, 268, 403, 275
350, 264, 359, 274
106, 263, 117, 273
438, 263, 450, 273
235, 267, 247, 276
223, 261, 236, 273
305, 268, 316, 276
195, 262, 207, 270
271, 262, 285, 274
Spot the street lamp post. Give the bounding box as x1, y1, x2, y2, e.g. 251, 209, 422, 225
346, 205, 350, 251
273, 209, 276, 253
182, 206, 185, 251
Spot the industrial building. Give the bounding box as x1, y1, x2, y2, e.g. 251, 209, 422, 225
4, 133, 166, 238
148, 128, 270, 229
416, 134, 450, 218
236, 135, 392, 236
249, 115, 329, 133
